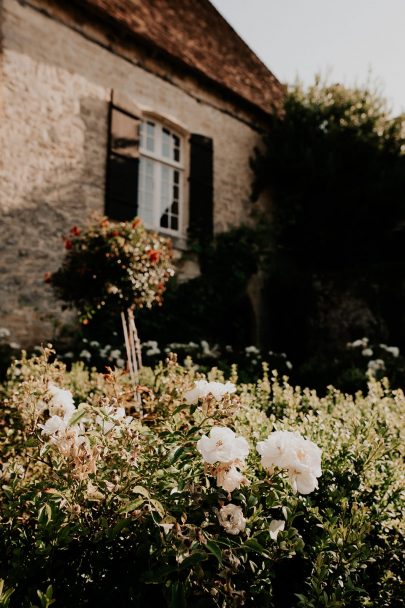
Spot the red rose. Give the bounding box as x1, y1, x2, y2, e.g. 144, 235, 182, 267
111, 230, 120, 237
64, 239, 73, 250
70, 225, 81, 236
148, 249, 160, 264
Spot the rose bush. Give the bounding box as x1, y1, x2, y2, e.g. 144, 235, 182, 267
0, 349, 403, 607
49, 217, 175, 322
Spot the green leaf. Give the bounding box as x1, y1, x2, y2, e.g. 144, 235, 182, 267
247, 495, 258, 509
206, 540, 223, 564
119, 498, 144, 513
244, 538, 270, 557
110, 518, 131, 537
168, 446, 184, 464
132, 485, 150, 499
68, 408, 87, 427
172, 403, 190, 416
178, 552, 206, 570
142, 565, 177, 584
150, 498, 165, 517
170, 581, 187, 608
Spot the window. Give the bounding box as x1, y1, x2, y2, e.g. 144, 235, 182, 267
105, 96, 214, 243
138, 120, 184, 235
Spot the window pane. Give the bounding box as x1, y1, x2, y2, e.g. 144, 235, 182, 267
162, 128, 171, 158
138, 157, 155, 225
146, 121, 155, 152
173, 134, 180, 162
159, 165, 171, 229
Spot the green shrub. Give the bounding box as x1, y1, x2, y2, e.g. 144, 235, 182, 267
252, 77, 405, 365
0, 350, 403, 606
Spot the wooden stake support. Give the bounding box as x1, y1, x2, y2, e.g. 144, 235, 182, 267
121, 308, 143, 413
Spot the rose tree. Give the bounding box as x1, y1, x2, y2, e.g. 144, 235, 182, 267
50, 217, 174, 321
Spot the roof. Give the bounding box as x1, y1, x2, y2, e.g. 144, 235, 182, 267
75, 0, 285, 116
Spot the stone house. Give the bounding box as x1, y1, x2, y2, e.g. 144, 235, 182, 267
0, 0, 284, 346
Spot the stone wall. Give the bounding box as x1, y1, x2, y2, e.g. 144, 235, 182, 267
0, 0, 271, 346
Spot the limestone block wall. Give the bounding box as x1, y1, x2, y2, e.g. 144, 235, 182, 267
0, 0, 271, 346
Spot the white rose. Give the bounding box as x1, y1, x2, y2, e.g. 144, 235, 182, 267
184, 380, 236, 404
288, 463, 319, 494
256, 430, 299, 471
41, 415, 68, 436
197, 426, 249, 464
47, 383, 76, 419
257, 430, 322, 495
218, 504, 246, 535
208, 381, 237, 401
216, 465, 249, 493
269, 519, 285, 540
184, 380, 209, 404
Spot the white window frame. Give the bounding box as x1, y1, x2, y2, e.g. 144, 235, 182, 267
138, 118, 185, 238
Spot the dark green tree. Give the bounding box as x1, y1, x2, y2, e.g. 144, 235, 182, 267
252, 77, 405, 383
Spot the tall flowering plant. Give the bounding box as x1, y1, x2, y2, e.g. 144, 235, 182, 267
50, 217, 174, 321
50, 217, 175, 390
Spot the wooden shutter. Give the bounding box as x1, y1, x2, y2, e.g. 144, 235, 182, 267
188, 133, 214, 241
105, 103, 140, 221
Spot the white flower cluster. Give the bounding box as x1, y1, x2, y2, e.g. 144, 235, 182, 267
197, 426, 249, 493
257, 430, 322, 494
184, 380, 236, 404
347, 337, 400, 359
78, 339, 125, 368
40, 384, 132, 453
197, 427, 322, 496
347, 337, 369, 349
142, 340, 161, 356
201, 340, 220, 358
368, 359, 386, 374
47, 383, 76, 419
40, 383, 85, 453
380, 344, 399, 358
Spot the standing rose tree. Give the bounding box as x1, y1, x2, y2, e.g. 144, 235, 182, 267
50, 217, 175, 391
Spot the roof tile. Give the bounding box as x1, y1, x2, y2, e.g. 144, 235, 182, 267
77, 0, 285, 116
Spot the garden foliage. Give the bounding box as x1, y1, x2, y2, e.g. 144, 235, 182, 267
0, 350, 403, 606
252, 77, 405, 370
137, 225, 260, 347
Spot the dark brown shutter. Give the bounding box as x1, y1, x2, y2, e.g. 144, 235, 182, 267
188, 133, 214, 241
105, 103, 140, 221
